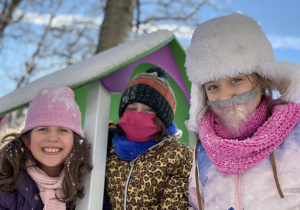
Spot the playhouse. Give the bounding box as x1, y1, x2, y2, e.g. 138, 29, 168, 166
0, 30, 195, 209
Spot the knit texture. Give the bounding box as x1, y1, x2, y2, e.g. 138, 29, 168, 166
119, 67, 176, 127
199, 99, 300, 175
112, 135, 157, 161
27, 165, 65, 210
112, 122, 178, 161
21, 86, 84, 138
213, 97, 268, 140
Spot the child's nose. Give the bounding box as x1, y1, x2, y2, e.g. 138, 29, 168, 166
218, 87, 235, 101
136, 107, 143, 112
47, 132, 59, 141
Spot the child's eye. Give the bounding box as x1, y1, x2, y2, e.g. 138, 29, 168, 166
38, 127, 48, 131
231, 78, 241, 84
59, 128, 69, 132
207, 85, 218, 90
146, 108, 155, 113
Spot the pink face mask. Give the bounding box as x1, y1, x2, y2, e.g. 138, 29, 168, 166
118, 111, 162, 142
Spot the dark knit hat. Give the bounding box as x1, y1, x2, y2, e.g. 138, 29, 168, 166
119, 67, 176, 128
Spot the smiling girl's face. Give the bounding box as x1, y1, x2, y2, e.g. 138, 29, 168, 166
204, 74, 262, 124
23, 126, 74, 177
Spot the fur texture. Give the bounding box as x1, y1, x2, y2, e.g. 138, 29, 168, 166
185, 13, 300, 131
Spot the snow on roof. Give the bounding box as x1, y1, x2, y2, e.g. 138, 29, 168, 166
0, 30, 175, 115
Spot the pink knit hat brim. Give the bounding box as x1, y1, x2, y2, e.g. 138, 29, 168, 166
21, 110, 84, 138
20, 87, 84, 138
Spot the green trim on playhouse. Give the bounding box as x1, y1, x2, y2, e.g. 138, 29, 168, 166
74, 85, 88, 128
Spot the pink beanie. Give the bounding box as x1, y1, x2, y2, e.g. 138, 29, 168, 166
20, 86, 84, 138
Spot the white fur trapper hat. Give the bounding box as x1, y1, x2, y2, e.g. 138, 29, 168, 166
185, 13, 300, 132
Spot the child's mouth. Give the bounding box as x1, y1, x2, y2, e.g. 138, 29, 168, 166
43, 147, 62, 153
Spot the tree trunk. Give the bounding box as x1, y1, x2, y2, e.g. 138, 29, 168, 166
95, 0, 136, 54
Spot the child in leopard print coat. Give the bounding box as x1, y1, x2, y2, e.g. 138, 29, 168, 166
105, 67, 193, 209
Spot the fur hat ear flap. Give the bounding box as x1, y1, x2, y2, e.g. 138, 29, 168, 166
278, 80, 291, 95
189, 83, 206, 132
274, 62, 300, 102
256, 61, 300, 102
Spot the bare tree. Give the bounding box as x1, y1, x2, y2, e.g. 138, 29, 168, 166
1, 0, 233, 96
0, 0, 233, 130
0, 0, 104, 128
0, 0, 24, 45
1, 0, 103, 90
96, 0, 234, 53
96, 0, 137, 53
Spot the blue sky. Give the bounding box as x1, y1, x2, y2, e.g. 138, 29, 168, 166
198, 0, 300, 63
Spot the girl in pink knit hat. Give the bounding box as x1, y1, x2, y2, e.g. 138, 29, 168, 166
0, 86, 92, 210
186, 14, 300, 209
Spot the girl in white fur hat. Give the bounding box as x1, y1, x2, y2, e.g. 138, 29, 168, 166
186, 13, 300, 210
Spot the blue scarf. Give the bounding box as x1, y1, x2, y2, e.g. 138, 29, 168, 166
112, 123, 178, 161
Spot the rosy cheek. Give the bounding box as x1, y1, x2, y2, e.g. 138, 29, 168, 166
206, 93, 216, 102
29, 140, 38, 149
29, 135, 42, 149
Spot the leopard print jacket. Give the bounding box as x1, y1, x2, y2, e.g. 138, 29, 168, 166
105, 135, 193, 210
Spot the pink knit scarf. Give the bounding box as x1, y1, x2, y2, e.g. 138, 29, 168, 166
213, 97, 268, 140
199, 99, 300, 175
27, 165, 66, 210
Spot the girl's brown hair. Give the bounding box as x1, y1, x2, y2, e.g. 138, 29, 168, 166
115, 115, 167, 142
0, 131, 93, 209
